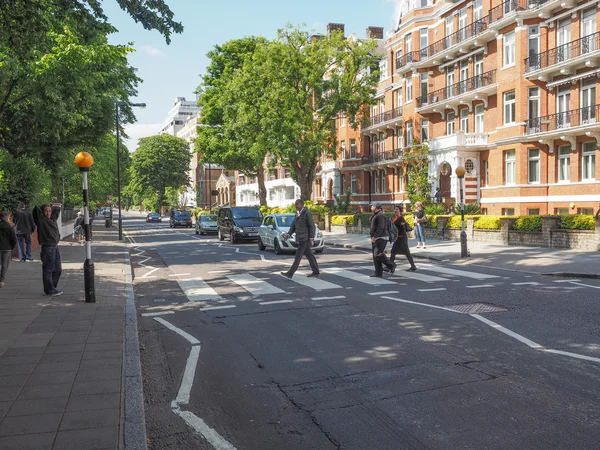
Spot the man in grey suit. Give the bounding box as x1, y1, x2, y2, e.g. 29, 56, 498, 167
280, 199, 320, 279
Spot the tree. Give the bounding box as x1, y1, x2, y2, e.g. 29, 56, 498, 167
0, 149, 52, 211
405, 142, 433, 206
128, 135, 191, 211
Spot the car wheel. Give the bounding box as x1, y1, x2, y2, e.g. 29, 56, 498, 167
315, 248, 324, 254
170, 223, 173, 228
218, 229, 224, 241
257, 236, 266, 251
200, 228, 204, 235
230, 231, 236, 244
274, 239, 282, 255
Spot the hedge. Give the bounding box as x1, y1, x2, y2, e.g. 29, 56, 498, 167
331, 215, 355, 225
512, 215, 543, 232
473, 216, 501, 230
559, 214, 595, 230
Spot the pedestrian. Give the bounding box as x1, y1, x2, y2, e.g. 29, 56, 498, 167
369, 202, 396, 278
434, 187, 442, 204
13, 202, 36, 261
412, 201, 427, 249
280, 199, 320, 279
390, 205, 417, 272
0, 211, 18, 288
32, 204, 63, 296
73, 212, 84, 243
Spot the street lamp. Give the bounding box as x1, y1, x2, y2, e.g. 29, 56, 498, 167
74, 151, 96, 303
455, 166, 468, 258
115, 101, 146, 241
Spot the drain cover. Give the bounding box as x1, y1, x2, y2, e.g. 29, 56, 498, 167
446, 303, 507, 314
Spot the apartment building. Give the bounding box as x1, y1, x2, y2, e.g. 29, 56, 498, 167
329, 0, 600, 215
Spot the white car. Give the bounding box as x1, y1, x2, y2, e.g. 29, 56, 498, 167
258, 214, 324, 255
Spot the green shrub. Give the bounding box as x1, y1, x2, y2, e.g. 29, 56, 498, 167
304, 201, 329, 219
354, 213, 372, 227
559, 214, 595, 230
425, 204, 445, 216
331, 214, 355, 225
474, 216, 501, 230
453, 203, 481, 215
445, 214, 479, 229
513, 215, 542, 232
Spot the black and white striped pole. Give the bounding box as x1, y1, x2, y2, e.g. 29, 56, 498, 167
75, 151, 96, 303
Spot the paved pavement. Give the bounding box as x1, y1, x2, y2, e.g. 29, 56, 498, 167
323, 231, 600, 278
0, 222, 145, 450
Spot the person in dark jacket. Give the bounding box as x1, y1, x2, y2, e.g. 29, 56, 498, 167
0, 211, 18, 288
32, 204, 63, 296
390, 205, 417, 272
369, 202, 396, 278
13, 203, 36, 261
280, 199, 320, 279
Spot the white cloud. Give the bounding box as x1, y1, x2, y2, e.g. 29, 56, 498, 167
123, 123, 162, 152
140, 45, 166, 57
385, 0, 402, 27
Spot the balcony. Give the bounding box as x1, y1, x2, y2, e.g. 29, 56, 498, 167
524, 32, 600, 81
428, 133, 489, 151
416, 70, 497, 115
362, 106, 403, 133
396, 51, 421, 74
524, 105, 600, 139
361, 148, 404, 166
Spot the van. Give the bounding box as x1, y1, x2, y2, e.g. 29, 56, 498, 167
170, 209, 192, 228
217, 206, 263, 243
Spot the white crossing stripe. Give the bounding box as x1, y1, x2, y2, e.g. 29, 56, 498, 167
286, 272, 341, 290
356, 265, 445, 283
312, 295, 346, 301
417, 263, 501, 280
417, 288, 447, 292
200, 305, 236, 311
142, 311, 175, 317
324, 268, 397, 285
368, 291, 399, 296
466, 284, 495, 289
227, 273, 285, 296
512, 282, 541, 286
259, 300, 293, 305
177, 277, 222, 302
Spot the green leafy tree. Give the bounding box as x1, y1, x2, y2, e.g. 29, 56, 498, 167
332, 188, 352, 214
405, 142, 433, 206
0, 149, 52, 211
128, 135, 191, 211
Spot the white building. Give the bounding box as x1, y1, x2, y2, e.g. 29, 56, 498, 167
159, 97, 201, 136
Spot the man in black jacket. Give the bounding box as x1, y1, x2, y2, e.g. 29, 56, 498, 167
280, 199, 320, 279
14, 203, 36, 261
370, 202, 396, 278
0, 211, 17, 288
33, 204, 63, 296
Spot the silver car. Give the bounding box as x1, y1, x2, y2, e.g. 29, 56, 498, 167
195, 214, 218, 235
258, 214, 324, 255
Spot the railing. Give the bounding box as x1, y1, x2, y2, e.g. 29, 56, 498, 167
525, 105, 600, 135
488, 0, 526, 23
524, 31, 600, 73
363, 106, 403, 128
416, 69, 496, 107
396, 51, 421, 71
426, 19, 488, 57
361, 148, 404, 165
429, 133, 488, 150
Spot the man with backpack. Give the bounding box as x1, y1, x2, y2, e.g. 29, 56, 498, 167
369, 202, 396, 278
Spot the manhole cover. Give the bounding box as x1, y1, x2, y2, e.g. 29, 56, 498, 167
446, 303, 508, 314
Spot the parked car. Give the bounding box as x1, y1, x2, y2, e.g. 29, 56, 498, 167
170, 209, 192, 228
217, 206, 263, 243
258, 213, 324, 255
102, 207, 111, 218
146, 212, 161, 223
195, 214, 217, 235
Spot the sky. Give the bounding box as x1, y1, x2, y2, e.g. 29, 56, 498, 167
103, 0, 401, 150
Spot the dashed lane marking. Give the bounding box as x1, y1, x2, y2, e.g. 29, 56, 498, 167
199, 305, 236, 311
417, 288, 447, 292
466, 284, 495, 289
368, 291, 399, 296
311, 295, 346, 301
141, 311, 175, 317
259, 300, 294, 306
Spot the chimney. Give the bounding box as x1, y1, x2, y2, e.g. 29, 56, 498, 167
366, 26, 384, 39
326, 23, 345, 37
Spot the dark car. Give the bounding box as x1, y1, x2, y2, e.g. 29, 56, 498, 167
217, 206, 263, 243
146, 212, 161, 223
170, 209, 192, 228
195, 214, 217, 235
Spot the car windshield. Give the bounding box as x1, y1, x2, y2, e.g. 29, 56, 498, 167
174, 211, 190, 217
231, 208, 262, 219
148, 213, 159, 217
276, 215, 295, 227
202, 215, 217, 222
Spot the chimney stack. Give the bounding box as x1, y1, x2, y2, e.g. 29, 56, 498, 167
326, 23, 345, 37
366, 26, 384, 39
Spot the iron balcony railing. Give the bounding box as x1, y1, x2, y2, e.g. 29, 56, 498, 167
416, 69, 496, 107
525, 104, 600, 135
361, 148, 403, 165
395, 51, 421, 71
524, 31, 600, 73
426, 19, 488, 57
363, 106, 403, 129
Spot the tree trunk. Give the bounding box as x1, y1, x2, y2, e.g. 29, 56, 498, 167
257, 167, 267, 206
294, 165, 314, 202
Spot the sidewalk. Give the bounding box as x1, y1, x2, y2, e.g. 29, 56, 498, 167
0, 223, 145, 449
323, 231, 600, 278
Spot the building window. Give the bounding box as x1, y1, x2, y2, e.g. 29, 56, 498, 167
465, 159, 474, 175
406, 77, 413, 101
239, 175, 245, 185
528, 148, 540, 184
558, 145, 570, 182
528, 208, 540, 215
340, 141, 346, 160
504, 31, 515, 66
381, 170, 387, 193
502, 208, 515, 216
420, 28, 428, 57
578, 207, 594, 215
582, 141, 596, 180
505, 150, 516, 185
374, 171, 380, 193
350, 139, 356, 158
504, 91, 516, 125
284, 168, 291, 178
351, 175, 357, 194
475, 104, 484, 133
379, 59, 388, 81
397, 87, 403, 106
421, 118, 429, 142
340, 113, 346, 127
483, 160, 489, 186
406, 121, 413, 145
398, 173, 405, 192
554, 208, 569, 214
460, 108, 469, 133
420, 73, 428, 98
379, 134, 385, 153
528, 87, 540, 121
397, 130, 404, 149
474, 0, 482, 20
446, 112, 455, 135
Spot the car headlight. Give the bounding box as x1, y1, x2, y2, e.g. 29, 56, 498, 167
234, 226, 242, 232
317, 231, 322, 238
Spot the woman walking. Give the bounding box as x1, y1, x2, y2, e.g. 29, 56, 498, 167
0, 211, 17, 288
390, 206, 417, 272
412, 201, 427, 249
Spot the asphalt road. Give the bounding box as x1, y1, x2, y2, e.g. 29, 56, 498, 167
125, 212, 600, 450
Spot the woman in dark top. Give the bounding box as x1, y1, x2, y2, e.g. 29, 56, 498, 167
390, 205, 417, 272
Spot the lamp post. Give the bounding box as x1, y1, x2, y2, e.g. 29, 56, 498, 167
75, 151, 96, 303
115, 101, 146, 240
455, 166, 468, 258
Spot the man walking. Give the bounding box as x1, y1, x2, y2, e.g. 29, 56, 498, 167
14, 203, 36, 261
370, 202, 396, 278
0, 211, 17, 288
33, 204, 63, 296
280, 199, 320, 279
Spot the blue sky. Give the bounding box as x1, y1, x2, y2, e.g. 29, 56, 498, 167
104, 0, 400, 149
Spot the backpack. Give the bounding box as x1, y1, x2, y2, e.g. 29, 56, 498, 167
386, 216, 398, 243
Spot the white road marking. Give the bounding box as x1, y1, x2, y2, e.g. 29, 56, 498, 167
541, 349, 600, 363
324, 268, 397, 285
175, 345, 201, 405
368, 291, 399, 296
470, 314, 542, 349
141, 311, 174, 317
568, 281, 600, 289
466, 284, 495, 289
153, 299, 166, 303
227, 273, 285, 296
177, 277, 222, 302
312, 295, 346, 301
554, 279, 580, 283
200, 305, 236, 311
512, 282, 541, 286
208, 270, 229, 273
417, 263, 501, 280
397, 270, 449, 282
417, 288, 447, 292
172, 408, 237, 450
259, 300, 294, 305
154, 317, 200, 345
381, 296, 457, 313
284, 272, 341, 290
169, 273, 191, 277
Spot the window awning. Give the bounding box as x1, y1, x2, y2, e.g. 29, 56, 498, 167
547, 69, 600, 89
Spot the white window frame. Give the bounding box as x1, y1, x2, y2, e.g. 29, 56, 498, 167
474, 0, 482, 21
406, 121, 413, 145
398, 173, 405, 192
351, 175, 357, 194
349, 139, 356, 158
381, 170, 387, 193
528, 148, 540, 184
421, 118, 429, 142
460, 108, 469, 133
504, 90, 516, 125
504, 31, 516, 66
558, 145, 571, 182
505, 150, 516, 185
374, 171, 380, 193
475, 104, 484, 133
447, 112, 455, 135
340, 141, 346, 160
397, 87, 403, 106
582, 141, 596, 180
406, 77, 413, 101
